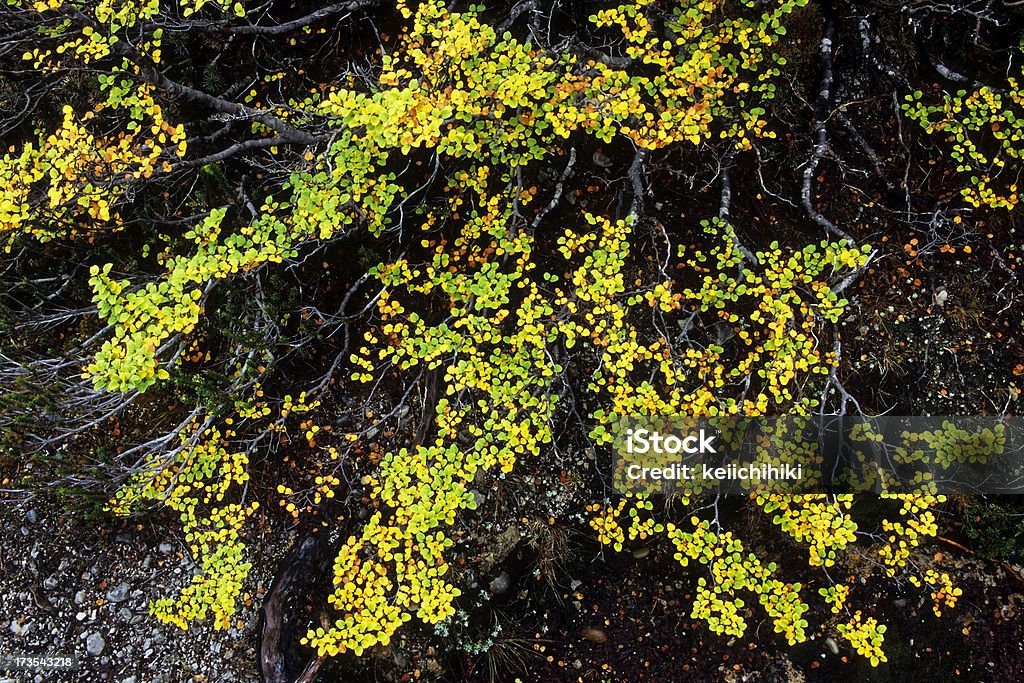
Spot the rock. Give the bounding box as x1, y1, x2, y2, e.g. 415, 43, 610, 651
158, 542, 173, 554
9, 620, 29, 636
893, 598, 907, 608
121, 677, 137, 683
631, 547, 650, 559
470, 490, 486, 508
489, 572, 510, 595
76, 611, 87, 621
75, 590, 87, 605
26, 509, 38, 524
479, 527, 521, 573
106, 583, 130, 603
86, 632, 105, 656
582, 627, 608, 644
592, 150, 613, 168
43, 576, 59, 590
825, 637, 839, 655
118, 607, 132, 621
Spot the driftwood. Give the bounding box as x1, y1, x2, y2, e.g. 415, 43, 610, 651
258, 531, 331, 683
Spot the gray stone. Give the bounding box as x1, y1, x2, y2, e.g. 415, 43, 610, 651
592, 150, 613, 168
489, 571, 510, 595
75, 590, 87, 605
106, 583, 130, 603
86, 632, 105, 656
825, 637, 839, 655
43, 576, 59, 590
158, 542, 173, 554
25, 509, 38, 524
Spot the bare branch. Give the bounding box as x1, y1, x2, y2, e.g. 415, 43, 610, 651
801, 6, 856, 244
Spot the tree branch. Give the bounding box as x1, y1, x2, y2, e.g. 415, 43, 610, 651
103, 36, 318, 146
182, 135, 290, 168
801, 5, 855, 244
718, 148, 759, 266
227, 0, 382, 35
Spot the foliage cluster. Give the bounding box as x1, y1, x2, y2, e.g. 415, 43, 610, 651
2, 0, 1020, 676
